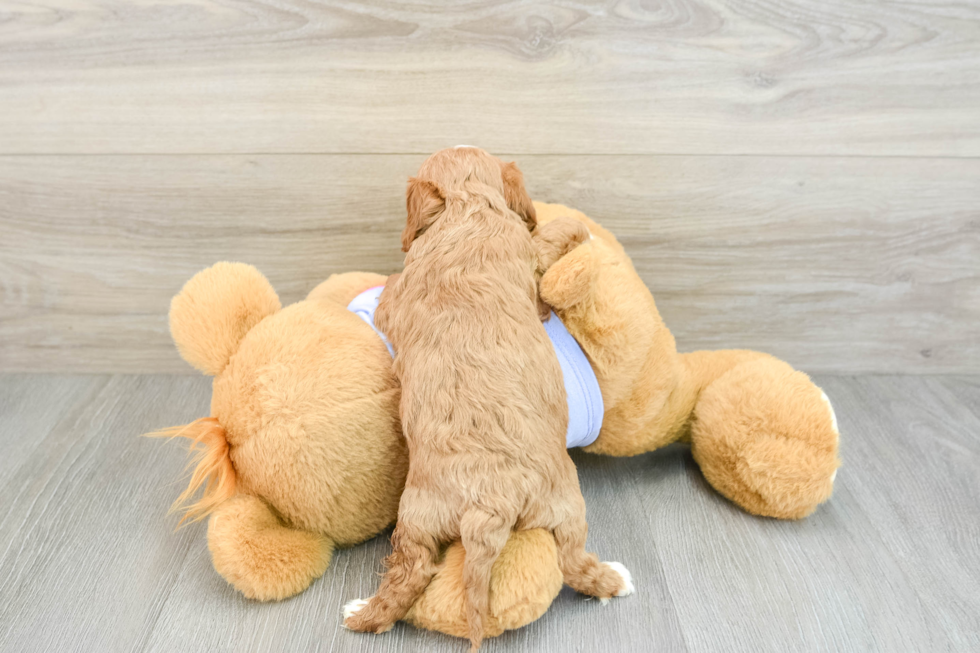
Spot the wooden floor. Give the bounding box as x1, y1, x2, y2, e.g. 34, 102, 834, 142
0, 373, 977, 652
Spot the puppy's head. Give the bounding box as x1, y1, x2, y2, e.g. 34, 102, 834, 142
402, 147, 536, 252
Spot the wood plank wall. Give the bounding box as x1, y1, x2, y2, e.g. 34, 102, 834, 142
1, 1, 978, 373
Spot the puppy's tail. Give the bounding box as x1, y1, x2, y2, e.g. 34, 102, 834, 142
145, 417, 236, 526
460, 509, 512, 650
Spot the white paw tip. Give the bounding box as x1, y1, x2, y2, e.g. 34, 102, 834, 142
342, 598, 370, 621
604, 561, 634, 597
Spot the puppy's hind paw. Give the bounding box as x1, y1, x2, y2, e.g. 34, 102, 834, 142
607, 561, 635, 596
599, 561, 634, 604
342, 598, 370, 622
342, 597, 395, 634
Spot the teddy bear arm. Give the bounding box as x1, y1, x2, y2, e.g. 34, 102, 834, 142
207, 494, 334, 601
306, 272, 390, 306
539, 239, 599, 311
534, 216, 591, 272
403, 529, 563, 640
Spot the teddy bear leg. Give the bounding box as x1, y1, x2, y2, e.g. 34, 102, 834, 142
207, 494, 333, 601
306, 272, 390, 306
402, 530, 564, 641
689, 358, 841, 519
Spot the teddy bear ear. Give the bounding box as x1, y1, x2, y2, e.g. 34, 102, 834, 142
169, 262, 281, 376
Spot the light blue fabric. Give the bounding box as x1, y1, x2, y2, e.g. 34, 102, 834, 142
347, 286, 604, 449
347, 286, 395, 357
541, 310, 604, 448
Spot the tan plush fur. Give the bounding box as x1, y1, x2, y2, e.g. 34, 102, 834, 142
403, 529, 563, 639
154, 263, 564, 625
152, 202, 839, 641
207, 494, 334, 601
157, 264, 408, 600
169, 262, 282, 376
147, 417, 236, 525
308, 271, 389, 307
532, 203, 839, 520
344, 149, 626, 649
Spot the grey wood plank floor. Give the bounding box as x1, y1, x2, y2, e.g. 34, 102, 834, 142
0, 374, 977, 652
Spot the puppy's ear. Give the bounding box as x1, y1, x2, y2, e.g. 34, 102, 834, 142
500, 161, 537, 231
403, 177, 445, 252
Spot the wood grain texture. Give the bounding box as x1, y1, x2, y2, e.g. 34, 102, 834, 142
1, 373, 979, 652
814, 376, 980, 650
2, 154, 977, 374
1, 0, 979, 155
0, 374, 212, 653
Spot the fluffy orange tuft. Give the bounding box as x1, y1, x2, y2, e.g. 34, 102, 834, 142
146, 417, 237, 526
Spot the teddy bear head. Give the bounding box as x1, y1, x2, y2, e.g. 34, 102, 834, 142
167, 262, 406, 545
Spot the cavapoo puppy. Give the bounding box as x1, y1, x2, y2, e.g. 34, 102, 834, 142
343, 147, 633, 649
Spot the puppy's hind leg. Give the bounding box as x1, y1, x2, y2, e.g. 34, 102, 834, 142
460, 509, 512, 651
553, 502, 634, 603
343, 520, 439, 634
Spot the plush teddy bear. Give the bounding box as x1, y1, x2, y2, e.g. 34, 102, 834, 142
153, 202, 839, 640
